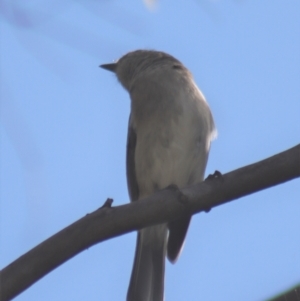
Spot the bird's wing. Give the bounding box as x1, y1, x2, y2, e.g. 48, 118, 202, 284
126, 114, 139, 202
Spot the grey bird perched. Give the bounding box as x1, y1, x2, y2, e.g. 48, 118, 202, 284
100, 50, 216, 301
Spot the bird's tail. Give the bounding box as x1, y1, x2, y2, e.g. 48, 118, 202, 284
127, 225, 168, 301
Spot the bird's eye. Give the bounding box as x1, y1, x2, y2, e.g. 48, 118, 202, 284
172, 64, 182, 70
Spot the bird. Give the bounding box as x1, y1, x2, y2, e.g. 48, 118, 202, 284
100, 50, 216, 301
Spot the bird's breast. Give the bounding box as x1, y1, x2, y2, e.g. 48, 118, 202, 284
131, 91, 212, 200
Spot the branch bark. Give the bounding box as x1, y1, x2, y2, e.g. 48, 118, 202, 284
1, 144, 299, 301
266, 283, 300, 301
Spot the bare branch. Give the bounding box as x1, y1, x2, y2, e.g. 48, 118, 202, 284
1, 144, 299, 301
266, 283, 300, 301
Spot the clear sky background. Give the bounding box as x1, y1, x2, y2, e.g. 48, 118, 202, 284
1, 1, 299, 300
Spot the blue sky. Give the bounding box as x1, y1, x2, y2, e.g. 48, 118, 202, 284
1, 1, 299, 300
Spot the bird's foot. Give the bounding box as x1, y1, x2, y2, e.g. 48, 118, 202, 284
205, 170, 223, 182
166, 184, 189, 206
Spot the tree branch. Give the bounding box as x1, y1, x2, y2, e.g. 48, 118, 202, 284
266, 283, 300, 301
1, 144, 299, 301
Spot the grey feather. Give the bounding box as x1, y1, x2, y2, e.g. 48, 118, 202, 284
126, 116, 139, 202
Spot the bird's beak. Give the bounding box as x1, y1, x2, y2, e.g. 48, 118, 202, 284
99, 63, 117, 73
